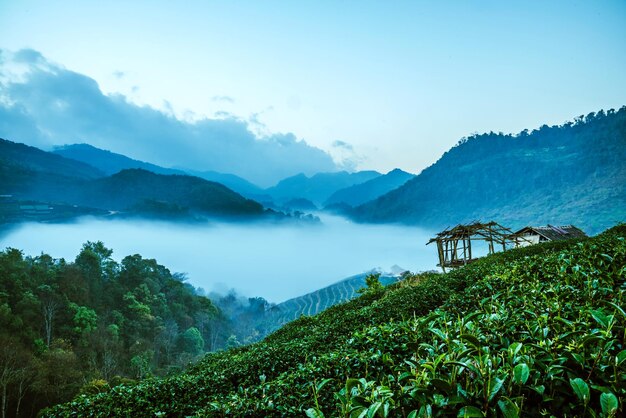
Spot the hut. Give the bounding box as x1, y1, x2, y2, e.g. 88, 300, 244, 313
508, 225, 587, 247
427, 221, 525, 272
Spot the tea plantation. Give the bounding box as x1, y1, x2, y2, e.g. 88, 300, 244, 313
44, 226, 626, 417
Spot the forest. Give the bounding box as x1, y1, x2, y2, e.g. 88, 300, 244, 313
0, 241, 271, 417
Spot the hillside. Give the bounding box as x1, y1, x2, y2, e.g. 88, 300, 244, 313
325, 168, 414, 208
53, 144, 268, 200
45, 225, 625, 416
266, 170, 381, 206
0, 138, 103, 203
184, 169, 268, 201
76, 169, 265, 218
53, 143, 185, 176
353, 108, 626, 234
0, 139, 273, 222
268, 273, 398, 326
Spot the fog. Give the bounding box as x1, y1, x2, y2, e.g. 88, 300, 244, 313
0, 215, 437, 303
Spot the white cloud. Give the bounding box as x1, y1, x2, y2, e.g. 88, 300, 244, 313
0, 49, 338, 186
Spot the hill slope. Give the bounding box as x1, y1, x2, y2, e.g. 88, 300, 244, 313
184, 169, 267, 200
0, 139, 269, 221
269, 273, 398, 325
53, 144, 267, 200
76, 169, 265, 218
53, 143, 185, 176
353, 108, 626, 234
0, 138, 104, 203
325, 168, 414, 208
45, 226, 626, 417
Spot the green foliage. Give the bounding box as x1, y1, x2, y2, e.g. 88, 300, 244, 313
68, 303, 97, 336
0, 241, 223, 417
180, 327, 204, 356
43, 226, 626, 417
79, 379, 110, 396
357, 273, 384, 296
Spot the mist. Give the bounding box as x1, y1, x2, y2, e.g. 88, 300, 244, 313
0, 214, 437, 302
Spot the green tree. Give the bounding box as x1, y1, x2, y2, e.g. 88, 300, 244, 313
179, 327, 204, 356
357, 273, 384, 295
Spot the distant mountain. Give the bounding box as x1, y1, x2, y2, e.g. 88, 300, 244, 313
268, 272, 398, 327
53, 143, 185, 176
1, 139, 103, 181
75, 169, 266, 218
266, 170, 381, 205
0, 138, 103, 202
0, 139, 268, 221
325, 168, 414, 208
184, 169, 267, 200
54, 143, 269, 201
352, 107, 626, 234
281, 198, 318, 211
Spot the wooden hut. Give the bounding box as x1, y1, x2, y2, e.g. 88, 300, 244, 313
508, 225, 587, 247
427, 221, 524, 272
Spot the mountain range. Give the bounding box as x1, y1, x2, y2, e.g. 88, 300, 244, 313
351, 107, 626, 234
0, 139, 266, 221
264, 170, 382, 206
51, 143, 401, 209
2, 106, 625, 231
324, 168, 414, 208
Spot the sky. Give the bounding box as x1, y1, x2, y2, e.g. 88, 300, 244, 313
0, 0, 625, 186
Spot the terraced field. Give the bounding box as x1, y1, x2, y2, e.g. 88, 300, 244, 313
269, 273, 398, 324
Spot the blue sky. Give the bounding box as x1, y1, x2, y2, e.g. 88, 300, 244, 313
0, 0, 625, 184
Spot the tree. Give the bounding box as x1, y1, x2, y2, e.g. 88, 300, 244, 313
357, 273, 384, 296
33, 339, 82, 406
0, 338, 18, 418
179, 327, 204, 356
37, 286, 60, 348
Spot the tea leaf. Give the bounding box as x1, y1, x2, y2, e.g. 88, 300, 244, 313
512, 363, 529, 384
569, 378, 590, 404
600, 392, 618, 415
497, 398, 519, 418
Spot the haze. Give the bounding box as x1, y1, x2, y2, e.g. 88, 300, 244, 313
0, 215, 437, 302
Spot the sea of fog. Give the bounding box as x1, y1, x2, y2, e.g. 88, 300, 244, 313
0, 215, 438, 303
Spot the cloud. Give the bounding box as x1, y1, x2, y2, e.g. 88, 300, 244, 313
0, 49, 337, 187
211, 95, 235, 104
331, 139, 365, 171
332, 140, 353, 151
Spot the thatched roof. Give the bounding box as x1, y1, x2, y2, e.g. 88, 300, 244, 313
510, 225, 587, 241
427, 221, 515, 245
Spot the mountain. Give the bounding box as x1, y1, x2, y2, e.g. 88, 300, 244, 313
53, 143, 185, 176
324, 168, 414, 208
265, 170, 381, 206
54, 143, 269, 201
352, 108, 626, 234
75, 169, 265, 218
184, 169, 267, 200
0, 139, 267, 221
0, 138, 103, 203
1, 139, 104, 180
45, 226, 626, 417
